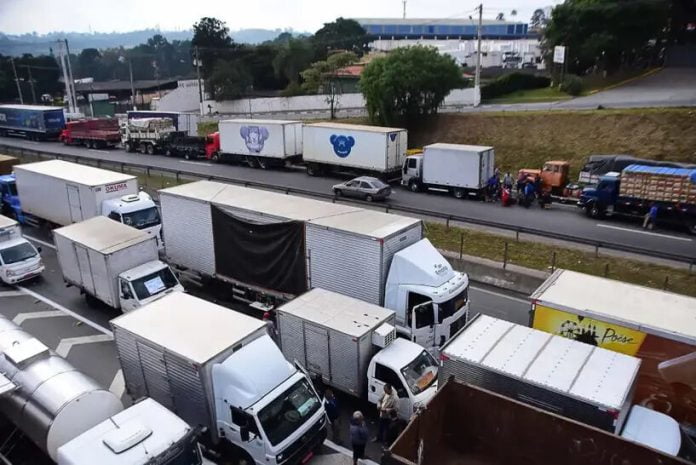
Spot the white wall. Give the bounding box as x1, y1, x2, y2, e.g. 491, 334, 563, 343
154, 79, 202, 112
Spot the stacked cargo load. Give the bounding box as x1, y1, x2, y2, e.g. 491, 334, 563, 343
620, 164, 696, 204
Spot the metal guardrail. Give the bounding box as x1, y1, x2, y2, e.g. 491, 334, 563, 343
3, 143, 694, 267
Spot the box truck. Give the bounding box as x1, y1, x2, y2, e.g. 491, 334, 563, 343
214, 119, 303, 168
303, 122, 407, 181
0, 104, 65, 140
12, 160, 162, 243
402, 143, 495, 198
112, 292, 327, 465
54, 217, 183, 311
159, 181, 470, 349
127, 110, 199, 137
277, 288, 438, 419
0, 213, 44, 284
384, 380, 691, 465
439, 314, 682, 454
530, 269, 696, 425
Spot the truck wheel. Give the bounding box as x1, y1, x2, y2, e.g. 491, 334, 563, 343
125, 142, 134, 153
587, 204, 603, 219
184, 152, 192, 160
211, 153, 221, 163
146, 144, 155, 155
256, 157, 268, 170
408, 179, 420, 192
164, 148, 173, 157
138, 143, 147, 154
688, 223, 696, 236
453, 188, 465, 199
306, 165, 318, 176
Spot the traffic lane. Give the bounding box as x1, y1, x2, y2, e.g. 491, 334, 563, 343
469, 285, 530, 325
4, 136, 694, 260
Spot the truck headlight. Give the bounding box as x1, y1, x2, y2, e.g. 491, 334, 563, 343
276, 452, 284, 462
6, 270, 17, 277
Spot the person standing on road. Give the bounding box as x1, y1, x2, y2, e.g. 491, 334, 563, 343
643, 203, 659, 230
384, 409, 406, 446
503, 172, 514, 190
350, 411, 369, 465
324, 389, 341, 445
375, 384, 399, 443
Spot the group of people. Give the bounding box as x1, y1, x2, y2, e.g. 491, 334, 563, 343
484, 169, 551, 208
324, 384, 406, 465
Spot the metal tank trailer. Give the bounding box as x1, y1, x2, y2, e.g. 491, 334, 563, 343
0, 314, 123, 461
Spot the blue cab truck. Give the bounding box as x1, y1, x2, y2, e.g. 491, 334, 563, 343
579, 164, 696, 234
0, 105, 65, 140
0, 174, 22, 223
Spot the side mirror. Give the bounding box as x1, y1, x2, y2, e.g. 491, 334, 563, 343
37, 246, 42, 253
240, 426, 250, 442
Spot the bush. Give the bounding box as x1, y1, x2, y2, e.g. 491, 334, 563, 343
481, 73, 551, 100
560, 75, 584, 96
280, 82, 304, 97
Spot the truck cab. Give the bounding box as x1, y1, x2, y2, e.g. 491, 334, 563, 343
102, 192, 163, 247
0, 174, 22, 222
0, 214, 44, 284
578, 173, 621, 218
385, 239, 470, 349
401, 154, 423, 191
117, 261, 183, 312
367, 338, 438, 419
205, 132, 220, 161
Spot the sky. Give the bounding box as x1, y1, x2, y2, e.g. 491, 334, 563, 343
0, 0, 561, 35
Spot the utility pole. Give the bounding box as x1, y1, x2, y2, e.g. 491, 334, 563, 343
9, 58, 23, 104
474, 4, 483, 91
64, 40, 78, 113
194, 46, 204, 116
402, 0, 407, 19
127, 60, 136, 111
24, 66, 37, 103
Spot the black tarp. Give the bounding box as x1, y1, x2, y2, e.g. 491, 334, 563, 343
211, 206, 307, 295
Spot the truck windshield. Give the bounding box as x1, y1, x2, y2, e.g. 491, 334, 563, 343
438, 287, 468, 323
0, 242, 37, 265
258, 378, 321, 446
6, 181, 17, 196
122, 206, 161, 229
131, 267, 179, 301
401, 350, 438, 395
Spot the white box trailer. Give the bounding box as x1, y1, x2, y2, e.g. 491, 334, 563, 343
217, 119, 302, 166
303, 122, 407, 180
53, 216, 160, 309
14, 160, 138, 226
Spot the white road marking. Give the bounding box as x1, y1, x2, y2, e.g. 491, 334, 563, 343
323, 440, 380, 465
0, 290, 26, 297
109, 369, 126, 398
13, 310, 65, 325
55, 334, 113, 357
23, 235, 56, 250
88, 149, 110, 154
470, 286, 529, 304
179, 160, 214, 166
16, 286, 113, 336
596, 223, 693, 241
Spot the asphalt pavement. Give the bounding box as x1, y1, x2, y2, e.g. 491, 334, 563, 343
2, 137, 694, 263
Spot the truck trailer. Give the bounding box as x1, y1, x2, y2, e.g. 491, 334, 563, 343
121, 117, 178, 154
159, 180, 470, 349
303, 122, 407, 180
112, 292, 327, 465
0, 214, 44, 284
402, 143, 495, 198
12, 160, 162, 243
276, 288, 438, 419
0, 104, 65, 140
127, 110, 199, 137
59, 118, 121, 148
384, 380, 691, 465
54, 216, 183, 311
214, 119, 303, 168
530, 269, 696, 426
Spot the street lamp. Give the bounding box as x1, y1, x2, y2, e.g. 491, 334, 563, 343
118, 56, 136, 111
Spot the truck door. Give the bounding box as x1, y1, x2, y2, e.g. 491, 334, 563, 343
368, 363, 413, 420
409, 299, 436, 349
388, 132, 400, 171
403, 157, 420, 185
479, 151, 492, 189
74, 245, 96, 296
304, 325, 330, 378
66, 184, 83, 223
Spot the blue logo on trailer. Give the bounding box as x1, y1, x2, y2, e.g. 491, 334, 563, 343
330, 135, 355, 158
389, 133, 397, 142
240, 126, 269, 153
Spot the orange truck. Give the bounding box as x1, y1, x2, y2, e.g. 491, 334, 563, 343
517, 160, 583, 198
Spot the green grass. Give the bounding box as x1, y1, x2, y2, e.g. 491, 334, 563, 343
198, 121, 219, 136
486, 86, 573, 104
425, 222, 696, 297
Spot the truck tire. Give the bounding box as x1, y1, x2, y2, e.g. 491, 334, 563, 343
125, 142, 134, 153
164, 148, 173, 157
256, 157, 268, 170
146, 144, 155, 155
184, 152, 192, 160
306, 164, 318, 176
453, 188, 465, 199
408, 179, 420, 192
688, 223, 696, 236
211, 153, 221, 163
585, 203, 603, 219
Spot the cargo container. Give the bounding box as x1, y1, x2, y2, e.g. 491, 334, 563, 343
277, 288, 438, 419
12, 161, 161, 244
127, 110, 199, 137
54, 217, 182, 311
0, 154, 18, 175
384, 380, 691, 465
59, 118, 121, 148
0, 213, 44, 284
214, 119, 302, 167
303, 122, 407, 180
121, 117, 178, 154
0, 104, 65, 140
159, 181, 469, 349
402, 143, 495, 198
530, 269, 696, 426
111, 292, 327, 465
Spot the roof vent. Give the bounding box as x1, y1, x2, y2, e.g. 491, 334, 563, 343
103, 421, 153, 454
120, 194, 140, 203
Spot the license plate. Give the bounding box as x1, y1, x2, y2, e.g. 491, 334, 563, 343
301, 451, 314, 464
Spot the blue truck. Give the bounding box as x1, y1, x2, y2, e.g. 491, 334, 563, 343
0, 105, 66, 140
0, 174, 23, 223
579, 164, 696, 234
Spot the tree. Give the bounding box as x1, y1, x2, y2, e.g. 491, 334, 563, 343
207, 59, 253, 100
312, 18, 368, 59
496, 12, 505, 21
76, 48, 101, 78
272, 38, 314, 86
359, 46, 465, 126
301, 51, 358, 119
192, 17, 234, 78
530, 8, 547, 31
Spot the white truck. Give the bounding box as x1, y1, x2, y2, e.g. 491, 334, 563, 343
111, 292, 328, 465
277, 288, 438, 419
13, 160, 162, 244
53, 216, 183, 311
215, 119, 303, 168
160, 181, 470, 349
121, 117, 178, 154
439, 314, 682, 455
0, 213, 44, 284
57, 398, 206, 465
303, 122, 407, 181
402, 143, 495, 198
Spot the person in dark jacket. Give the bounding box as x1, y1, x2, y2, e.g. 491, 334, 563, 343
384, 409, 406, 446
324, 389, 341, 444
350, 411, 369, 465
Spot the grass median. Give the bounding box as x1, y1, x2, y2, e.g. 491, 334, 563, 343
425, 221, 696, 297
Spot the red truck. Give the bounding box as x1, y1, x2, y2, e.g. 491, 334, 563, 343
59, 118, 121, 149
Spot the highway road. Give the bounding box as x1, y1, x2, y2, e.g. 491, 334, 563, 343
0, 227, 529, 464
1, 136, 694, 262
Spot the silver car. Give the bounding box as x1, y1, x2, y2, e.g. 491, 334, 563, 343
332, 176, 392, 202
